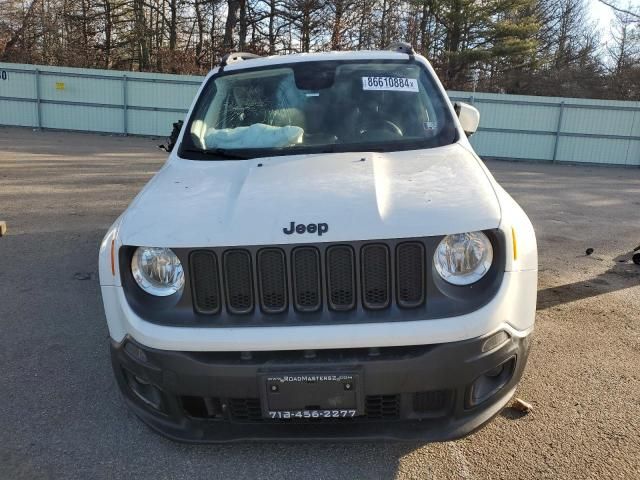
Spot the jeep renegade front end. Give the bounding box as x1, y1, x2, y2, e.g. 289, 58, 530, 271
99, 47, 537, 442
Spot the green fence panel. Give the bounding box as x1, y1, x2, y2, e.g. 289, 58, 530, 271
1, 63, 639, 166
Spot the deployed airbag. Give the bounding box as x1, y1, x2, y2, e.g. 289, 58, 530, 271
204, 123, 304, 149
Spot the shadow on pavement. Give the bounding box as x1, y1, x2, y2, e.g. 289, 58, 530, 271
537, 254, 640, 311
500, 407, 529, 420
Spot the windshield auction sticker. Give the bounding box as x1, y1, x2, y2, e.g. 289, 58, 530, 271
362, 76, 418, 92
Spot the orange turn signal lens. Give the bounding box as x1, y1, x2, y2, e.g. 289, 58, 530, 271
511, 227, 518, 260
110, 239, 116, 276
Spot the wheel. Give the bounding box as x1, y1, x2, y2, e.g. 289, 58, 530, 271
633, 252, 640, 265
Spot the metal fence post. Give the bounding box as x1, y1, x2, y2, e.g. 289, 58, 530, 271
35, 69, 42, 129
552, 101, 565, 162
627, 108, 639, 167
122, 75, 128, 135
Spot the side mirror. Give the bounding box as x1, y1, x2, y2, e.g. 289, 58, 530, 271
159, 120, 184, 152
454, 102, 480, 136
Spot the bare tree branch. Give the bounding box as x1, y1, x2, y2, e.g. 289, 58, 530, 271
597, 0, 640, 19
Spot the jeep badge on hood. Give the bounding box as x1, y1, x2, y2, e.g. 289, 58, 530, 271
283, 221, 329, 236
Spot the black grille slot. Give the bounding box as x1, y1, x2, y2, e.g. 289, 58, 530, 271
181, 396, 222, 418
413, 390, 448, 413
365, 395, 400, 419
292, 247, 322, 311
228, 398, 263, 421
223, 250, 254, 314
326, 245, 356, 311
396, 242, 425, 308
257, 248, 287, 313
361, 244, 390, 309
190, 251, 221, 314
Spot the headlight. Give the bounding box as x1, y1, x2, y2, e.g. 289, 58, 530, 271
131, 247, 184, 296
434, 232, 493, 285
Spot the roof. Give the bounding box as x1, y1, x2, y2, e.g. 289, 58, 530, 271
217, 50, 414, 74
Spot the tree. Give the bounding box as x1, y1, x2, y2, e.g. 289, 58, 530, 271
606, 4, 640, 99
0, 0, 637, 99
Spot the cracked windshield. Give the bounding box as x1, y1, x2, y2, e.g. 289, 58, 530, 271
183, 61, 456, 158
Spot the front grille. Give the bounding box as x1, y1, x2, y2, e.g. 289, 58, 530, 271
181, 392, 448, 423
226, 396, 401, 422
181, 396, 222, 418
228, 398, 263, 421
413, 390, 448, 413
190, 238, 432, 317
364, 395, 401, 419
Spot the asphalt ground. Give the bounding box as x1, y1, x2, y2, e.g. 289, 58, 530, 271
0, 126, 638, 479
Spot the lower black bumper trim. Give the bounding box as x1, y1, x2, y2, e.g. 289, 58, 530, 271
110, 331, 532, 443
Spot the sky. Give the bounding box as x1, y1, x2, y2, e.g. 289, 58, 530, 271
588, 0, 616, 37
588, 0, 625, 46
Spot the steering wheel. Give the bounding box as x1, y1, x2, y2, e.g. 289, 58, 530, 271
359, 119, 403, 138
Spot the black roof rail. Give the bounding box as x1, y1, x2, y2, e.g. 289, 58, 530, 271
219, 52, 262, 68
386, 42, 415, 55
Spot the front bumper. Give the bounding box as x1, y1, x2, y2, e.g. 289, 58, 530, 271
111, 330, 532, 442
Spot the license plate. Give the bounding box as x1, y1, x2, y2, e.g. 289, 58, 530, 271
268, 409, 357, 419
261, 372, 362, 420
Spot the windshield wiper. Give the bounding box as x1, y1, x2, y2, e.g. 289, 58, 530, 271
181, 147, 253, 160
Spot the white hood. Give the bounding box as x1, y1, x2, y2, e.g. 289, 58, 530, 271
118, 143, 501, 247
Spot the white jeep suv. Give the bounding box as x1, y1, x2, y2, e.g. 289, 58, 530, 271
99, 45, 537, 442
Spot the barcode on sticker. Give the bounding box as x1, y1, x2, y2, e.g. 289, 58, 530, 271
362, 76, 418, 92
